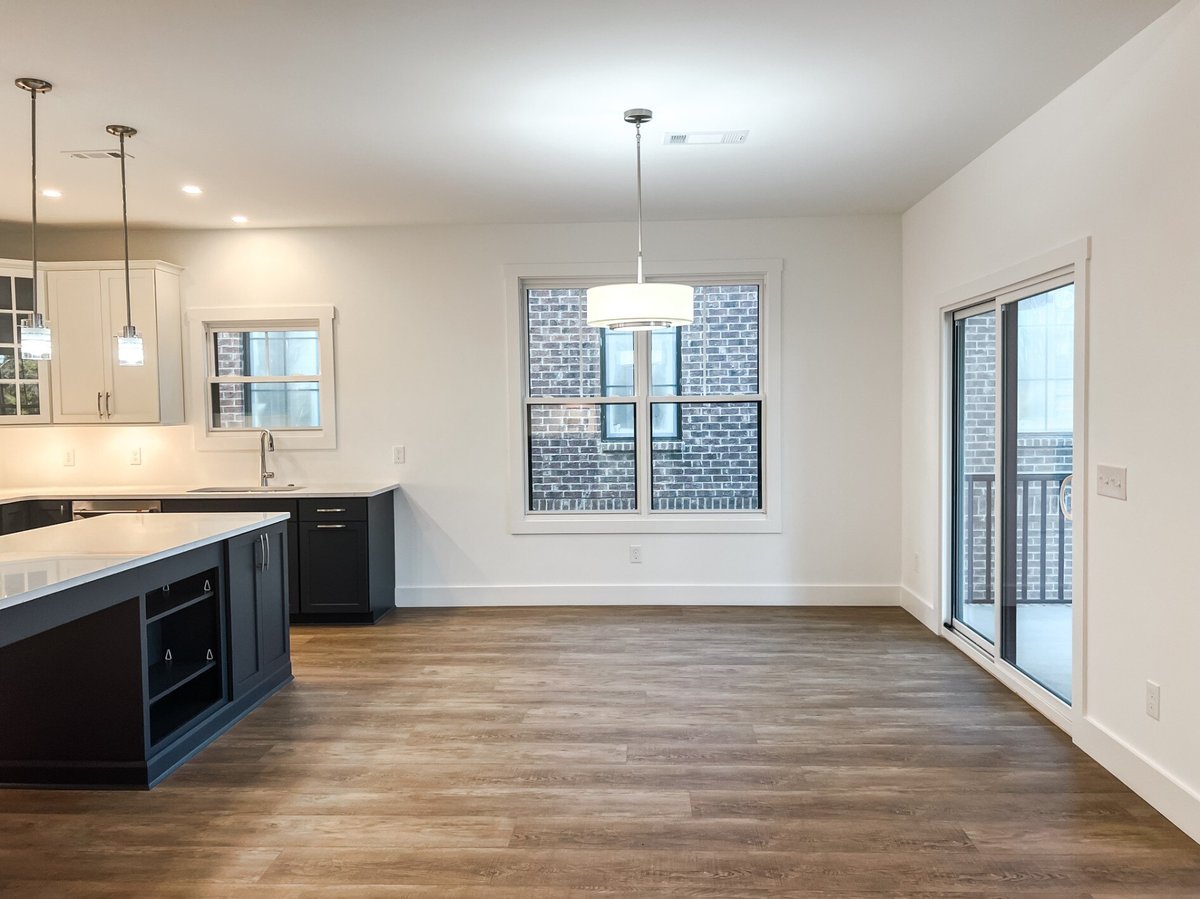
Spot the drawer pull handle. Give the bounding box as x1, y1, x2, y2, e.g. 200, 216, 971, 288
315, 508, 346, 513
316, 523, 347, 529
97, 391, 103, 417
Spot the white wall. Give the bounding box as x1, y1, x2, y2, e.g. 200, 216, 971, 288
901, 0, 1200, 840
0, 216, 903, 606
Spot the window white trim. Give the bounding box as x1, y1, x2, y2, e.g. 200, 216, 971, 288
186, 305, 337, 451
505, 259, 783, 534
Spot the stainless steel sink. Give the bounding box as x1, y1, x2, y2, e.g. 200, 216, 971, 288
188, 485, 304, 493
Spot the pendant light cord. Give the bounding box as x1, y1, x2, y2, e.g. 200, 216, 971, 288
119, 131, 133, 330
29, 87, 39, 317
634, 121, 644, 284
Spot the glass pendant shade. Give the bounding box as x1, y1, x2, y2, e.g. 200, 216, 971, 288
19, 315, 52, 361
586, 281, 694, 330
117, 325, 145, 367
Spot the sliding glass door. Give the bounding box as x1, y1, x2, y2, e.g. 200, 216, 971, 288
1001, 282, 1074, 702
950, 278, 1075, 704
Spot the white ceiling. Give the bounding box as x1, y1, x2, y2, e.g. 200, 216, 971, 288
0, 0, 1178, 230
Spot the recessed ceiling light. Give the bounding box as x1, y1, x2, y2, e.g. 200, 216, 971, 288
231, 215, 248, 224
181, 184, 203, 195
41, 188, 62, 198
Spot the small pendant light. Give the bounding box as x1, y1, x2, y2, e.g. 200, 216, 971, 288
16, 77, 53, 361
586, 108, 693, 331
107, 124, 144, 366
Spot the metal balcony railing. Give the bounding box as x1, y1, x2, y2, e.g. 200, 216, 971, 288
963, 472, 1072, 605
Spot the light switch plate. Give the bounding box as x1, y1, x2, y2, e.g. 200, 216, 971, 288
1097, 464, 1127, 500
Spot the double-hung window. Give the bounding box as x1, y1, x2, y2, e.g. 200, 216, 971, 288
189, 305, 337, 449
512, 261, 780, 533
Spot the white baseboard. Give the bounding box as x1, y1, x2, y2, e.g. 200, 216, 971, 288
898, 585, 940, 632
1075, 716, 1200, 845
396, 583, 901, 608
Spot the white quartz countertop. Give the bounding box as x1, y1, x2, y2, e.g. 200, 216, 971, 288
0, 512, 289, 611
0, 482, 400, 503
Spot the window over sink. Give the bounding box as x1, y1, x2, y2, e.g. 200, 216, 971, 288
189, 306, 336, 450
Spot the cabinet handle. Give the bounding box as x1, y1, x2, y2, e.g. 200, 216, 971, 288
97, 392, 103, 418
316, 523, 347, 529
315, 508, 346, 513
265, 532, 270, 570
105, 392, 112, 417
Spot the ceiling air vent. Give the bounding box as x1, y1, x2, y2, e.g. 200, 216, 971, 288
663, 130, 748, 146
61, 149, 133, 160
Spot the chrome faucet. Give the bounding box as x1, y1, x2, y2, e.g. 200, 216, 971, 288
259, 429, 275, 487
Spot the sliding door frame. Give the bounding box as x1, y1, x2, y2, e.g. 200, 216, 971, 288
950, 300, 999, 656
938, 238, 1090, 733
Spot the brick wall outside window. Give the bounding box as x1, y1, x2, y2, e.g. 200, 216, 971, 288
526, 285, 761, 512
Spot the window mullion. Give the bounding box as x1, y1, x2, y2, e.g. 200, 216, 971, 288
635, 330, 652, 515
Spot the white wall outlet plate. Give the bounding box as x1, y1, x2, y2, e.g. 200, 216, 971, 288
629, 545, 644, 564
392, 445, 406, 464
1096, 464, 1127, 500
130, 447, 142, 466
1146, 680, 1161, 720
63, 449, 76, 467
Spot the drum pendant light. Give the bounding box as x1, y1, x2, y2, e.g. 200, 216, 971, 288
107, 124, 144, 366
586, 109, 693, 331
16, 77, 53, 361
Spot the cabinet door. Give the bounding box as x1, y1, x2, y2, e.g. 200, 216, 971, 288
162, 499, 301, 616
102, 269, 160, 423
47, 270, 107, 422
226, 530, 263, 700
259, 527, 289, 672
27, 500, 70, 528
299, 521, 369, 613
0, 502, 30, 535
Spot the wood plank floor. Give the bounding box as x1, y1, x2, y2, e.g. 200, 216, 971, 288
2, 606, 1199, 896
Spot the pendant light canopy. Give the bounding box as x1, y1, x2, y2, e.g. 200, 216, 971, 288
16, 77, 53, 361
107, 124, 144, 367
586, 109, 693, 331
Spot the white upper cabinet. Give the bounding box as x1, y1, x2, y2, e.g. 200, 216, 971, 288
47, 261, 183, 424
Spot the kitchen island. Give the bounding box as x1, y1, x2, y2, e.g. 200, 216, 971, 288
0, 512, 292, 788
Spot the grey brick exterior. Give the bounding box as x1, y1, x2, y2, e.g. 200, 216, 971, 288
526, 285, 761, 512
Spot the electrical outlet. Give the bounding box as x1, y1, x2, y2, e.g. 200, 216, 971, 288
1097, 464, 1127, 500
130, 447, 142, 466
1146, 681, 1161, 720
392, 445, 406, 464
63, 449, 75, 467
629, 545, 643, 564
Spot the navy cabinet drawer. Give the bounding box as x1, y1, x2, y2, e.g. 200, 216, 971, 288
298, 498, 367, 522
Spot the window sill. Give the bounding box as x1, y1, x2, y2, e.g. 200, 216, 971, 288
194, 428, 336, 452
511, 512, 780, 535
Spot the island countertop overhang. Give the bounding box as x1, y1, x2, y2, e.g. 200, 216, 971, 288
0, 512, 290, 612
